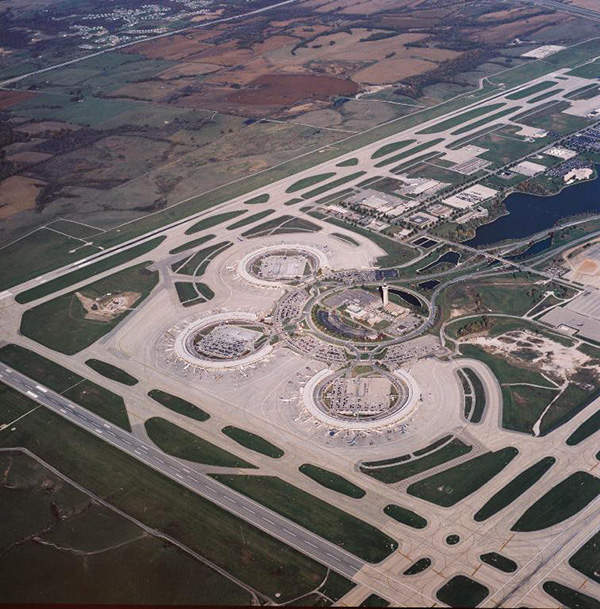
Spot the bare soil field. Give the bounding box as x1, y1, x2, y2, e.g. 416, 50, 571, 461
0, 176, 46, 220
0, 90, 35, 110
225, 73, 359, 107
14, 121, 81, 135
6, 151, 53, 164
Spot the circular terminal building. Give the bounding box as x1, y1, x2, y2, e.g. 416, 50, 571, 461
173, 312, 272, 369
238, 244, 328, 287
302, 366, 419, 430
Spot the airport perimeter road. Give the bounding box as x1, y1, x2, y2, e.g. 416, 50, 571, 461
0, 365, 365, 580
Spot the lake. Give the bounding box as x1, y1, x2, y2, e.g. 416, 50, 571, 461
465, 169, 600, 247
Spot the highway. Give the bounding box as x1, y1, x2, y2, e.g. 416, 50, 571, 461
0, 364, 366, 580
0, 0, 297, 87
525, 0, 600, 21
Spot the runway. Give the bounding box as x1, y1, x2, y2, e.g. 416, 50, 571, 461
0, 364, 365, 580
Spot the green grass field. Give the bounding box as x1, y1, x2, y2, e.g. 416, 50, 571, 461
211, 475, 397, 563
0, 383, 334, 602
15, 236, 165, 305
147, 389, 210, 422
371, 140, 414, 160
512, 471, 600, 532
418, 103, 505, 135
184, 210, 247, 235
543, 581, 600, 609
0, 344, 130, 430
173, 241, 232, 276
436, 575, 489, 608
407, 447, 518, 507
299, 464, 365, 499
383, 504, 427, 529
374, 139, 444, 168
566, 409, 600, 446
286, 173, 336, 193
0, 451, 251, 605
168, 234, 214, 255
244, 193, 270, 205
226, 210, 275, 230
569, 530, 600, 584
474, 457, 555, 522
301, 171, 366, 199
85, 359, 138, 386
403, 558, 431, 576
506, 81, 556, 100
145, 418, 254, 468
20, 263, 158, 355
221, 426, 284, 459
480, 552, 517, 573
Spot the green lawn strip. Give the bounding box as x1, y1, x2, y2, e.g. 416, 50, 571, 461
210, 475, 397, 563
0, 344, 83, 393
269, 217, 321, 235
361, 438, 472, 484
371, 140, 414, 160
244, 193, 270, 205
480, 552, 517, 573
0, 228, 99, 292
318, 571, 356, 602
332, 232, 359, 246
15, 236, 165, 305
566, 409, 600, 446
0, 344, 131, 431
0, 385, 331, 602
242, 215, 321, 238
324, 217, 417, 266
301, 171, 366, 199
173, 241, 232, 275
147, 389, 209, 421
286, 173, 336, 193
0, 451, 251, 606
569, 530, 600, 584
20, 263, 158, 355
226, 209, 275, 230
408, 447, 519, 507
450, 107, 519, 136
413, 434, 453, 457
474, 456, 556, 522
506, 81, 556, 100
462, 368, 486, 423
168, 234, 214, 255
512, 471, 600, 532
383, 504, 427, 529
374, 139, 443, 168
63, 380, 131, 432
336, 158, 358, 167
543, 581, 600, 609
540, 383, 600, 436
299, 464, 365, 499
184, 210, 247, 235
403, 558, 431, 576
145, 418, 254, 468
221, 426, 284, 459
417, 103, 505, 135
361, 453, 411, 467
85, 359, 138, 386
436, 575, 489, 608
360, 594, 390, 607
528, 88, 564, 104
175, 282, 198, 303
